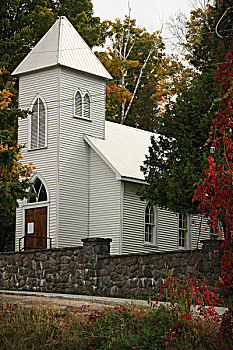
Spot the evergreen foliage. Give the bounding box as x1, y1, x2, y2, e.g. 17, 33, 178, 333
139, 69, 218, 214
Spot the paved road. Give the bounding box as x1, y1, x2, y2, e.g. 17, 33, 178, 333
0, 290, 149, 312
0, 290, 227, 315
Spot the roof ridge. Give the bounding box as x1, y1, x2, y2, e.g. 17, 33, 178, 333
106, 120, 156, 136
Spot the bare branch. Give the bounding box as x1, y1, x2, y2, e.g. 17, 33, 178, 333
121, 43, 156, 124
123, 2, 131, 59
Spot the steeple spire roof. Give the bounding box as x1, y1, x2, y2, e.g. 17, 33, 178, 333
12, 16, 112, 80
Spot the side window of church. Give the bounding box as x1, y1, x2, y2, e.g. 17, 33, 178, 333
31, 98, 46, 149
145, 204, 156, 244
178, 213, 188, 248
74, 90, 91, 119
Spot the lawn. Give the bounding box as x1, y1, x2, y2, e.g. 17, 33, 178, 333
0, 298, 232, 350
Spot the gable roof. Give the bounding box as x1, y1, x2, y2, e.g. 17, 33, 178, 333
12, 16, 112, 80
84, 121, 158, 184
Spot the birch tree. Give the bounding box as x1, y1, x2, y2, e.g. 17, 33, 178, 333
97, 14, 165, 129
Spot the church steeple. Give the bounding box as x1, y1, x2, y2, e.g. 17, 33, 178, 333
12, 16, 112, 80
14, 16, 109, 251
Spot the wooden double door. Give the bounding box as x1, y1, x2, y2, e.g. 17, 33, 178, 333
25, 207, 47, 250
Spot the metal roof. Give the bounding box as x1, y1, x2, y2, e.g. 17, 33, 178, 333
84, 121, 159, 183
12, 17, 112, 80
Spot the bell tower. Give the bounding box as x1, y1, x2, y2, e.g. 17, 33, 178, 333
13, 17, 111, 250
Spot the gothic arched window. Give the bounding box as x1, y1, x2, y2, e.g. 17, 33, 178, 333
74, 90, 82, 117
28, 177, 47, 203
31, 97, 46, 149
83, 92, 91, 119
74, 90, 91, 120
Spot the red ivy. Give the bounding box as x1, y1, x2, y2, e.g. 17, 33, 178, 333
193, 43, 233, 293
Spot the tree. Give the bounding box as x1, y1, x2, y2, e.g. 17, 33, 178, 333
0, 80, 34, 251
168, 0, 232, 68
138, 0, 231, 213
96, 14, 165, 130
193, 43, 233, 294
139, 68, 218, 214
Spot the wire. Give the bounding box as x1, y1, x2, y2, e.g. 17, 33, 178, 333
1, 28, 232, 58
1, 26, 232, 50
5, 58, 229, 111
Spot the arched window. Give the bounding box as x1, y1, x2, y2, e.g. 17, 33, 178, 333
74, 90, 82, 117
28, 177, 47, 203
145, 204, 156, 244
74, 90, 91, 120
31, 97, 46, 149
83, 92, 91, 119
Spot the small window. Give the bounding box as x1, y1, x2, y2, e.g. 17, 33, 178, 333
145, 204, 155, 244
28, 178, 47, 203
30, 97, 46, 149
83, 93, 91, 119
74, 90, 82, 117
178, 213, 188, 248
74, 90, 91, 120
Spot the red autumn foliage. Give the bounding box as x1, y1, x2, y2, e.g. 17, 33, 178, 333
193, 44, 233, 294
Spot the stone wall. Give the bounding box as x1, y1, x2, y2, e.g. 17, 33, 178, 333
0, 238, 222, 297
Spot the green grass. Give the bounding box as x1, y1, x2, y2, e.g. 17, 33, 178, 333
0, 300, 232, 350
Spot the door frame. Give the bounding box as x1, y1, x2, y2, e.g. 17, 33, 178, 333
22, 202, 49, 250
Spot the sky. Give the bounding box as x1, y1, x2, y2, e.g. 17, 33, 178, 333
92, 0, 196, 52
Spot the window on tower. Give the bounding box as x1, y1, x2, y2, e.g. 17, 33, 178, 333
30, 97, 47, 149
83, 92, 91, 119
74, 89, 91, 120
74, 90, 82, 117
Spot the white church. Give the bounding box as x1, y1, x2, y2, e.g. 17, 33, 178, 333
13, 17, 211, 254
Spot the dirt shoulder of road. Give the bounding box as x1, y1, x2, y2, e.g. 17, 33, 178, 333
0, 290, 146, 313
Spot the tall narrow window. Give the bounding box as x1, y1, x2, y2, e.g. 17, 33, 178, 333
31, 97, 46, 149
74, 90, 82, 117
178, 213, 188, 248
83, 93, 91, 119
145, 204, 155, 244
28, 177, 47, 203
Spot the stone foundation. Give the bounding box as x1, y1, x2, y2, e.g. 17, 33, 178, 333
0, 238, 222, 297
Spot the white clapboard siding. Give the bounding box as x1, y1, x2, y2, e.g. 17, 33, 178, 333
157, 209, 179, 251
58, 67, 106, 247
15, 67, 59, 250
122, 182, 214, 253
89, 148, 121, 254
122, 182, 160, 254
